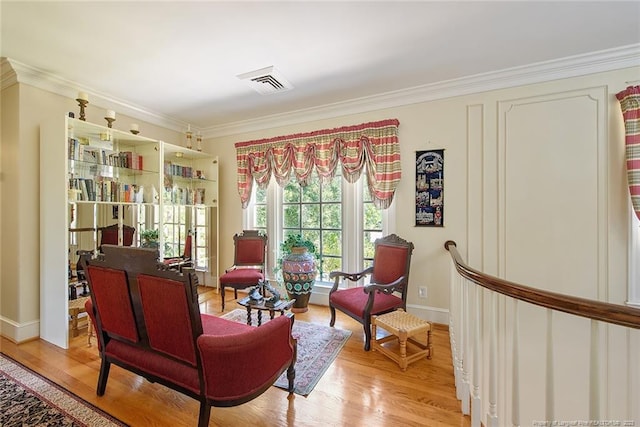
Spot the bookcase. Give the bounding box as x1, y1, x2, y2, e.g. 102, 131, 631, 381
40, 116, 218, 349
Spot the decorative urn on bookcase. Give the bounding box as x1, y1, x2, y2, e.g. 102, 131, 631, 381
280, 234, 317, 313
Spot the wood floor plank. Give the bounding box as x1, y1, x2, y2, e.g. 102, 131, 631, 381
1, 293, 471, 426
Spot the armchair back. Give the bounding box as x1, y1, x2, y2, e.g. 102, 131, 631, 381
84, 244, 296, 427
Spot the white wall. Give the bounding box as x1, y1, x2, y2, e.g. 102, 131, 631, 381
0, 81, 183, 342
209, 66, 639, 324
1, 62, 638, 343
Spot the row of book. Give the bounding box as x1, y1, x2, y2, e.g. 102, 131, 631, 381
69, 177, 144, 203
164, 161, 200, 178
163, 186, 207, 205
68, 138, 144, 170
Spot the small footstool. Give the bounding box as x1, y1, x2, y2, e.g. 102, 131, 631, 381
372, 309, 433, 371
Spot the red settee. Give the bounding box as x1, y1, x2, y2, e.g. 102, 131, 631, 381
84, 245, 296, 427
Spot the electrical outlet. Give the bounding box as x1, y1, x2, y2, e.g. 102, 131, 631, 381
419, 286, 427, 298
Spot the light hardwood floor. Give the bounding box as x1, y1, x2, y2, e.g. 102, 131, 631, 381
1, 289, 470, 427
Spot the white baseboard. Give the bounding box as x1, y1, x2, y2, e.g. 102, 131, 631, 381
0, 316, 40, 343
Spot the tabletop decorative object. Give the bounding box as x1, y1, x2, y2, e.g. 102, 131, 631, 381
105, 110, 116, 128
76, 92, 89, 121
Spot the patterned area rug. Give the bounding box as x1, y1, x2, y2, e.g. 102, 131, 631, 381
221, 308, 351, 396
0, 353, 127, 427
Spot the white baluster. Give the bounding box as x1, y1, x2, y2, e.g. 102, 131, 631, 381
471, 286, 482, 427
487, 292, 499, 427
512, 300, 520, 427
545, 310, 554, 422
589, 320, 600, 421
461, 277, 470, 414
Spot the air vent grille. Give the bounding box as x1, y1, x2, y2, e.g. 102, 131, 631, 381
237, 66, 293, 95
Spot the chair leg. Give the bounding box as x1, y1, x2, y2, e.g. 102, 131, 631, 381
234, 289, 238, 299
96, 359, 111, 396
221, 286, 225, 311
363, 319, 372, 351
197, 401, 212, 427
329, 305, 336, 327
286, 362, 296, 393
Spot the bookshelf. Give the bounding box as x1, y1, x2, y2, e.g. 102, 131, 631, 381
40, 116, 218, 349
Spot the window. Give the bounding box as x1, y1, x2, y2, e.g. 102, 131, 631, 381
193, 207, 209, 270
163, 205, 187, 258
138, 204, 210, 271
363, 186, 383, 270
283, 172, 342, 282
245, 172, 393, 287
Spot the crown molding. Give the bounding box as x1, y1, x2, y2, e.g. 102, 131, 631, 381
1, 57, 187, 132
204, 43, 640, 138
4, 44, 640, 139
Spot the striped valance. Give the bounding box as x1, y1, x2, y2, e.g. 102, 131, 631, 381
235, 119, 401, 209
616, 86, 640, 221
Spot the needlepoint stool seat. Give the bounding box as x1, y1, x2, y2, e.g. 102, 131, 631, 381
372, 309, 433, 371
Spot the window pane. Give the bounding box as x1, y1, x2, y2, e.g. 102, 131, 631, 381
363, 231, 381, 260
303, 229, 320, 253
256, 205, 267, 228
322, 230, 341, 257
283, 205, 300, 228
364, 203, 382, 230
302, 204, 320, 229
283, 182, 300, 203
322, 203, 341, 229
320, 256, 341, 281
196, 248, 208, 268
196, 227, 206, 246
301, 180, 320, 203
322, 177, 341, 202
256, 186, 267, 204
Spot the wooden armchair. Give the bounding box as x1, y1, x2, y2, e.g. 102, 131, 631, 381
84, 245, 296, 427
329, 234, 414, 350
218, 230, 267, 311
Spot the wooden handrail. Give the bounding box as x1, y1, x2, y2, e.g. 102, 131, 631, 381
445, 240, 640, 329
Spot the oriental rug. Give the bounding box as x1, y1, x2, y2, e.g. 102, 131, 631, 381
221, 308, 351, 396
0, 353, 127, 427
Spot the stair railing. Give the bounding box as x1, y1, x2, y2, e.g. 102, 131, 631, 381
445, 240, 640, 427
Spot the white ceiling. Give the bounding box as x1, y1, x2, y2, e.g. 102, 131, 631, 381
2, 1, 640, 134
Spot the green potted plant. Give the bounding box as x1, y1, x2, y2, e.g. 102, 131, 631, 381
277, 234, 318, 313
140, 229, 159, 249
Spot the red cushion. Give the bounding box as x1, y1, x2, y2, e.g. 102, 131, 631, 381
197, 315, 294, 401
86, 266, 139, 343
372, 244, 408, 285
105, 340, 200, 394
329, 287, 402, 318
235, 239, 265, 265
137, 274, 197, 366
219, 268, 263, 285
200, 313, 254, 335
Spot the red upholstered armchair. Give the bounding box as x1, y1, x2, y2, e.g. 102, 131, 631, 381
84, 245, 296, 427
218, 230, 267, 311
329, 234, 414, 351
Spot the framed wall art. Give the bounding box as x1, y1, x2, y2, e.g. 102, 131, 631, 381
415, 149, 444, 227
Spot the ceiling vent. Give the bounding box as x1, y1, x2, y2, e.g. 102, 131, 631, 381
237, 66, 293, 95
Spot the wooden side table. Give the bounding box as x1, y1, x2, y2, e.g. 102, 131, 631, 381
237, 297, 295, 326
68, 296, 92, 346
372, 309, 433, 371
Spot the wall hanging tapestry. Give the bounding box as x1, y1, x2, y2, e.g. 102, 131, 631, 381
235, 119, 401, 209
415, 149, 444, 227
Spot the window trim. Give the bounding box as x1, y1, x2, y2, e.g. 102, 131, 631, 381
243, 176, 395, 290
